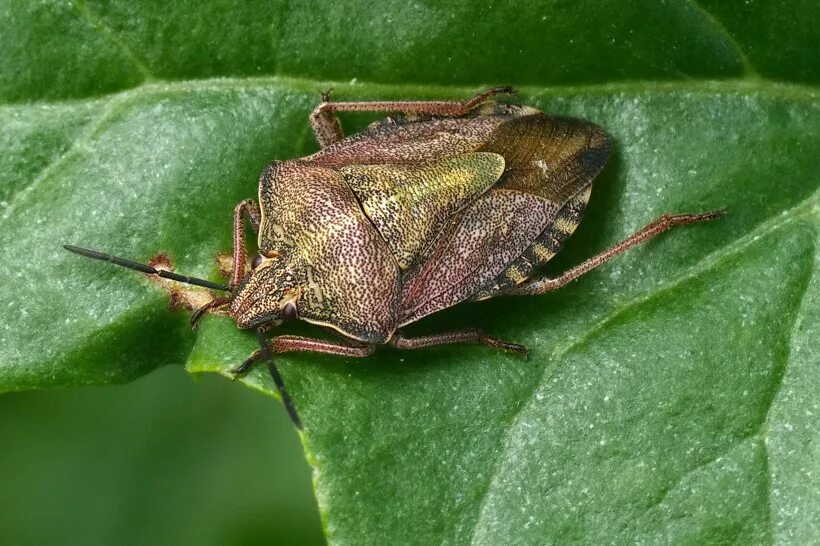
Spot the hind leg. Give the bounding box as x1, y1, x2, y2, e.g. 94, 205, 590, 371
503, 210, 725, 296
391, 329, 528, 357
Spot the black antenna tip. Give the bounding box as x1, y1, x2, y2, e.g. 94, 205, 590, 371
64, 244, 107, 261
63, 243, 230, 292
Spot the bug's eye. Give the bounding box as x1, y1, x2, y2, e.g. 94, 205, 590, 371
251, 254, 264, 270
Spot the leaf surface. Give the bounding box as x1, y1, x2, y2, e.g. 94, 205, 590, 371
1, 1, 818, 543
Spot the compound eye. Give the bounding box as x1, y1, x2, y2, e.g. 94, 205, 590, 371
251, 254, 264, 270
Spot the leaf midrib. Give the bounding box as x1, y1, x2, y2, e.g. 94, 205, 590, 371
1, 75, 817, 111
2, 75, 816, 232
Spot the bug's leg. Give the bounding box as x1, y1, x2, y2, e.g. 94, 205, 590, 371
231, 335, 376, 376
232, 332, 375, 429
309, 85, 518, 148
190, 199, 260, 328
253, 330, 302, 429
391, 329, 528, 357
190, 296, 231, 330
230, 198, 261, 288
309, 90, 345, 149
503, 210, 726, 296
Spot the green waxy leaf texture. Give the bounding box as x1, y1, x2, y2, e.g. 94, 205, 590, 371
1, 1, 817, 543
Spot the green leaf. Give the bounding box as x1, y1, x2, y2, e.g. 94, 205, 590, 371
1, 1, 818, 544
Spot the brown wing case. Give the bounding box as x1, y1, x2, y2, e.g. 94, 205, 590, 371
339, 152, 505, 269
400, 189, 557, 324
400, 114, 610, 324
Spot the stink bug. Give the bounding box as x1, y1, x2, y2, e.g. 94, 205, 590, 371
65, 86, 724, 428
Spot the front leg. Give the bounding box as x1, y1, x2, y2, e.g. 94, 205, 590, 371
233, 332, 376, 430
230, 198, 261, 287
309, 86, 517, 148
231, 334, 376, 376
190, 199, 261, 329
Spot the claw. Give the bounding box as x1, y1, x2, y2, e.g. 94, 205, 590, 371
190, 297, 230, 330
502, 342, 529, 359
190, 306, 207, 330
479, 335, 529, 359
229, 352, 258, 379
698, 208, 728, 221
496, 85, 518, 97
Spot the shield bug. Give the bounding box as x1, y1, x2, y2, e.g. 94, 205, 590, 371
65, 86, 724, 428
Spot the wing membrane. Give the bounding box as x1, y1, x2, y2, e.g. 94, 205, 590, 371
399, 114, 610, 323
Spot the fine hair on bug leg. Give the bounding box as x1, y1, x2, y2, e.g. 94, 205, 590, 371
64, 86, 726, 430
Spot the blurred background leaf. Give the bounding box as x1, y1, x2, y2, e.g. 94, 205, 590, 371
0, 1, 817, 544
0, 367, 324, 545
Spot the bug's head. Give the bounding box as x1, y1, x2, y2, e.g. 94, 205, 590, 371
228, 249, 301, 329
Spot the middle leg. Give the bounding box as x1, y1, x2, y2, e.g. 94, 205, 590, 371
391, 329, 528, 357
231, 334, 376, 376
309, 86, 517, 148
231, 333, 376, 430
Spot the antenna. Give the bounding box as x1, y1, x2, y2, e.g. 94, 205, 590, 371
63, 244, 230, 292
231, 329, 303, 430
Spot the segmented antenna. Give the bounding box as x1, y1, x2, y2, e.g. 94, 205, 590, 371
63, 244, 230, 292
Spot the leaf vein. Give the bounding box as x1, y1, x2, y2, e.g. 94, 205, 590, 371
646, 435, 762, 514
758, 226, 818, 541
469, 188, 820, 541
72, 0, 154, 81
0, 76, 817, 110
684, 0, 759, 77
0, 97, 124, 225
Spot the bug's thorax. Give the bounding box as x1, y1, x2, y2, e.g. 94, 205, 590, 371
253, 161, 402, 344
